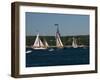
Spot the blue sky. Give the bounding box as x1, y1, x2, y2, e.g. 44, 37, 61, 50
26, 12, 89, 36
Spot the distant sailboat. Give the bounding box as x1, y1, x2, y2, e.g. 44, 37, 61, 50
72, 37, 78, 48
26, 50, 32, 53
55, 24, 63, 48
32, 33, 46, 49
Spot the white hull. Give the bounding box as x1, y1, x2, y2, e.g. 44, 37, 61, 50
32, 47, 47, 50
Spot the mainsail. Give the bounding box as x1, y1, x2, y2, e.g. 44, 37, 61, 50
72, 37, 78, 48
55, 25, 63, 48
32, 33, 46, 49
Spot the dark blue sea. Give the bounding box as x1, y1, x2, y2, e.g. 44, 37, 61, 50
26, 47, 89, 67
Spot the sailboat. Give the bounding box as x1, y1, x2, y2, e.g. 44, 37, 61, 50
32, 33, 46, 49
72, 37, 78, 48
55, 25, 64, 48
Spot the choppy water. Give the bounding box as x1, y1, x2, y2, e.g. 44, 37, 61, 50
26, 47, 89, 67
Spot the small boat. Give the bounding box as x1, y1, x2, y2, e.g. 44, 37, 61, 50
48, 48, 54, 51
32, 33, 47, 50
55, 24, 64, 48
26, 50, 32, 53
72, 37, 78, 48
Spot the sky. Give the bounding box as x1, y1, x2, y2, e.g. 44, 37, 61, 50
26, 12, 89, 36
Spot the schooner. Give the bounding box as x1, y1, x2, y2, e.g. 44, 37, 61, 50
55, 24, 64, 48
32, 33, 49, 49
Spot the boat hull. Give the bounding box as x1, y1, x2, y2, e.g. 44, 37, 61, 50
32, 47, 47, 50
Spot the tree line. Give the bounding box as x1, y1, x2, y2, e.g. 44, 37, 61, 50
26, 35, 89, 46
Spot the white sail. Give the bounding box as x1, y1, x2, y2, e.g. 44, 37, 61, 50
39, 39, 44, 47
72, 37, 78, 48
32, 33, 46, 49
44, 39, 49, 47
33, 34, 40, 47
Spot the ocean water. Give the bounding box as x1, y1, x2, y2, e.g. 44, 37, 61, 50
26, 47, 89, 67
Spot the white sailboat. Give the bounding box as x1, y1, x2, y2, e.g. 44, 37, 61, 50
72, 37, 78, 48
55, 25, 64, 48
32, 33, 46, 49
